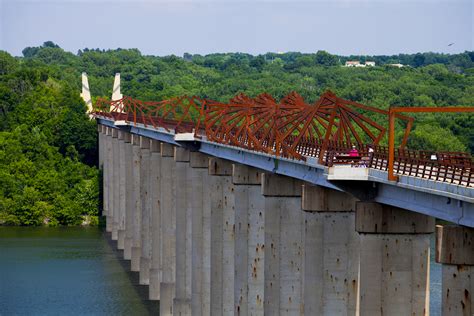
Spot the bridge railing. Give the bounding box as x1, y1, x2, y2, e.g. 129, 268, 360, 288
369, 145, 473, 186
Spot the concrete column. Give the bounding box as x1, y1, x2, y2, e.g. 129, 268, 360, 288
111, 128, 119, 240
301, 185, 359, 315
149, 140, 162, 300
131, 134, 142, 272
103, 127, 109, 218
232, 164, 264, 316
98, 126, 105, 219
160, 142, 176, 316
356, 202, 435, 315
262, 173, 304, 315
436, 225, 474, 315
191, 152, 211, 316
123, 136, 134, 260
98, 125, 104, 170
173, 147, 192, 315
208, 158, 234, 316
117, 131, 130, 250
139, 136, 151, 285
104, 127, 112, 232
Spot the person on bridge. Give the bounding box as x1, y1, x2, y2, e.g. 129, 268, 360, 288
349, 145, 359, 157
368, 144, 374, 156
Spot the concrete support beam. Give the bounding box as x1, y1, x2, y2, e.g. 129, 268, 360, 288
103, 127, 110, 221
104, 127, 113, 232
302, 182, 356, 211
232, 164, 265, 316
436, 225, 474, 315
149, 140, 162, 300
97, 126, 105, 222
356, 202, 435, 315
191, 151, 211, 316
117, 131, 130, 250
139, 136, 151, 285
131, 134, 142, 272
262, 173, 304, 315
160, 142, 176, 316
232, 164, 264, 315
124, 136, 134, 260
356, 202, 435, 233
173, 147, 192, 315
98, 125, 104, 170
209, 158, 234, 316
111, 128, 119, 240
301, 184, 359, 315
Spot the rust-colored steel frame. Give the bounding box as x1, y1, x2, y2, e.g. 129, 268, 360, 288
92, 92, 473, 187
94, 90, 414, 162
388, 106, 474, 181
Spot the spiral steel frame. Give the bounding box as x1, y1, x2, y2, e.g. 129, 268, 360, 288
93, 90, 414, 163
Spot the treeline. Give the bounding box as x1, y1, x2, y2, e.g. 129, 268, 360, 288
0, 42, 473, 225
184, 50, 474, 74
0, 48, 98, 226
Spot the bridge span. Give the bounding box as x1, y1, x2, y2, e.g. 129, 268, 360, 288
90, 73, 473, 315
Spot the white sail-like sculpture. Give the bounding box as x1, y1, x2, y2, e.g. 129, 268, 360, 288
80, 72, 93, 117
112, 73, 124, 112
112, 73, 127, 126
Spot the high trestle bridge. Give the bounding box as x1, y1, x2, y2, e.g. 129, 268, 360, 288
86, 73, 474, 315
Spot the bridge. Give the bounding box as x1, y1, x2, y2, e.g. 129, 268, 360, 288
84, 73, 474, 315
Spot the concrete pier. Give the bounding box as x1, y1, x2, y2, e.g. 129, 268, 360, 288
117, 131, 129, 250
149, 140, 162, 300
173, 147, 192, 315
104, 127, 112, 232
356, 202, 434, 315
301, 184, 359, 315
131, 134, 142, 272
262, 173, 304, 315
160, 143, 176, 316
123, 135, 134, 260
190, 152, 211, 316
208, 158, 234, 315
111, 128, 119, 240
436, 225, 474, 315
232, 164, 264, 316
98, 125, 104, 170
139, 136, 151, 285
101, 127, 109, 220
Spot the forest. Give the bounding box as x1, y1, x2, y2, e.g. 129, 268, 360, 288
0, 41, 473, 225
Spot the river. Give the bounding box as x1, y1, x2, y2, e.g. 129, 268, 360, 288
0, 227, 157, 315
0, 227, 441, 315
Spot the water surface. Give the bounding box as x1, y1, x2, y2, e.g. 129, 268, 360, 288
0, 227, 156, 315
0, 227, 441, 315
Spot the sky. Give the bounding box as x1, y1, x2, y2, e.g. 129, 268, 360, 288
0, 0, 472, 57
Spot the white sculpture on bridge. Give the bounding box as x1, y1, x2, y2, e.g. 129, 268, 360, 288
81, 72, 125, 118
80, 72, 93, 117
